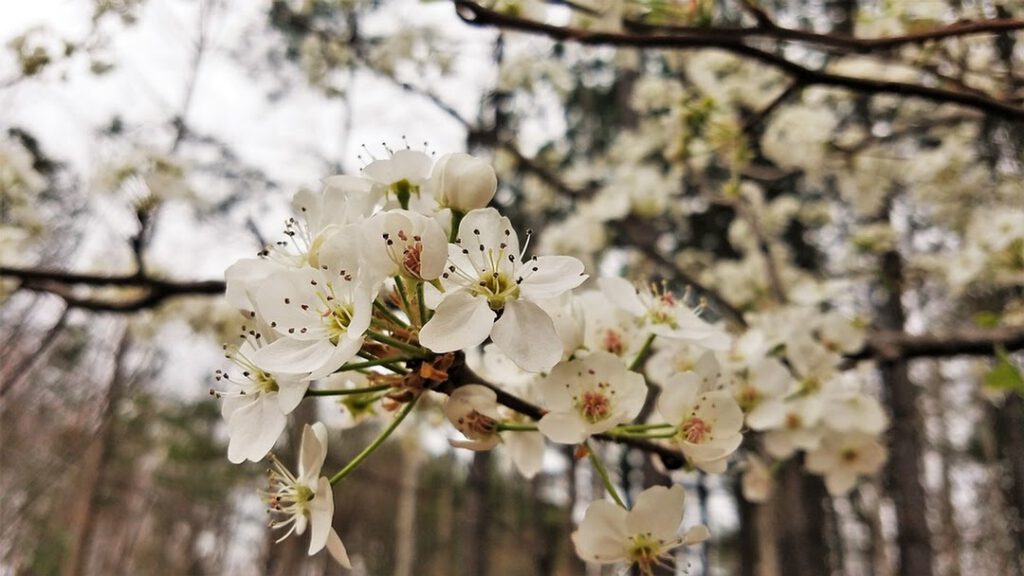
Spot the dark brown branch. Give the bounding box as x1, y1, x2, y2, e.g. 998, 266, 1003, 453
453, 1, 1024, 121
854, 326, 1024, 361
0, 266, 225, 312
440, 359, 688, 469
631, 9, 1024, 54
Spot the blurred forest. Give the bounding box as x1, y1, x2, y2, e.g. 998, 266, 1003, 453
1, 0, 1023, 575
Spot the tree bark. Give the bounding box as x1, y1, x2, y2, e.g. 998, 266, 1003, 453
771, 460, 829, 576
62, 331, 130, 576
462, 450, 491, 576
997, 392, 1024, 574
878, 249, 934, 576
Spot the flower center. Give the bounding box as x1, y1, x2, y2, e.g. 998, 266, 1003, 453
736, 386, 761, 411
384, 229, 425, 278
603, 329, 624, 355
841, 448, 860, 464
576, 389, 612, 423
681, 417, 711, 444
456, 410, 498, 439
255, 371, 279, 394
323, 303, 355, 343
626, 533, 664, 574
785, 413, 802, 429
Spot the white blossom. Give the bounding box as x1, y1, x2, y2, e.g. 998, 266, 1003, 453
572, 484, 709, 574
263, 423, 350, 567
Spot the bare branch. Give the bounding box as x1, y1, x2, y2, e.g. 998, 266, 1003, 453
0, 266, 225, 312
452, 1, 1024, 121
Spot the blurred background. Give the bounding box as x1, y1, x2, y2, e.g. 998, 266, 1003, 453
1, 0, 1023, 575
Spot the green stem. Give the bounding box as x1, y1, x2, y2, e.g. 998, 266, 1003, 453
496, 422, 538, 432
606, 430, 678, 440
330, 396, 419, 485
628, 334, 656, 372
373, 301, 409, 328
449, 210, 465, 243
305, 384, 392, 397
394, 276, 413, 318
416, 281, 429, 326
366, 330, 425, 356
341, 356, 423, 371
614, 422, 674, 432
585, 440, 626, 509
357, 350, 409, 375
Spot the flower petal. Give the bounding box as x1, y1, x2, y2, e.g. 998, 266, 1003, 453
308, 476, 335, 555
537, 411, 587, 445
490, 299, 562, 373
599, 276, 645, 317
254, 338, 338, 377
506, 431, 546, 479
572, 500, 629, 564
419, 291, 495, 353
299, 423, 329, 480
226, 396, 286, 463
326, 528, 352, 568
626, 485, 686, 541
518, 256, 587, 301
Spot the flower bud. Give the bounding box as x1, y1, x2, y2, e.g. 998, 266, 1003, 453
430, 153, 497, 212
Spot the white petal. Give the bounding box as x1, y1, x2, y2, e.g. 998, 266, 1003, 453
308, 476, 335, 555
449, 437, 501, 451
419, 291, 495, 353
682, 525, 711, 545
506, 431, 546, 479
572, 500, 629, 563
254, 338, 339, 377
326, 528, 352, 568
746, 399, 786, 430
657, 373, 702, 423
519, 256, 587, 301
456, 208, 519, 256
275, 379, 310, 414
226, 397, 286, 463
299, 423, 329, 480
824, 470, 858, 496
307, 337, 363, 381
490, 299, 562, 373
225, 258, 279, 311
626, 485, 685, 540
598, 276, 645, 317
537, 412, 588, 444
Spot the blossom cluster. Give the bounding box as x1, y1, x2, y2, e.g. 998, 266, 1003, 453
217, 148, 889, 572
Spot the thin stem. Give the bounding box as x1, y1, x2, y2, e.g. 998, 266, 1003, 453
449, 210, 465, 243
366, 330, 425, 356
628, 334, 656, 372
305, 384, 392, 397
496, 422, 539, 432
585, 440, 626, 508
374, 300, 409, 328
340, 356, 424, 371
605, 429, 679, 440
330, 396, 419, 485
394, 276, 413, 318
615, 422, 674, 432
357, 350, 410, 375
416, 281, 429, 326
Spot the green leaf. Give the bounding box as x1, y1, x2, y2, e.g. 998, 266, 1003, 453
984, 347, 1024, 396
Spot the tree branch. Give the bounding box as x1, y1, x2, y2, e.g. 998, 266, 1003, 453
452, 1, 1024, 121
0, 266, 225, 312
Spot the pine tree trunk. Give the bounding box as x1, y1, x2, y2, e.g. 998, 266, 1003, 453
62, 331, 130, 576
878, 249, 934, 576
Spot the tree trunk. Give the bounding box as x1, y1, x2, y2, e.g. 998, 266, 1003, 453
771, 460, 829, 576
62, 331, 130, 576
878, 249, 934, 576
997, 393, 1024, 574
393, 440, 422, 576
462, 450, 491, 576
